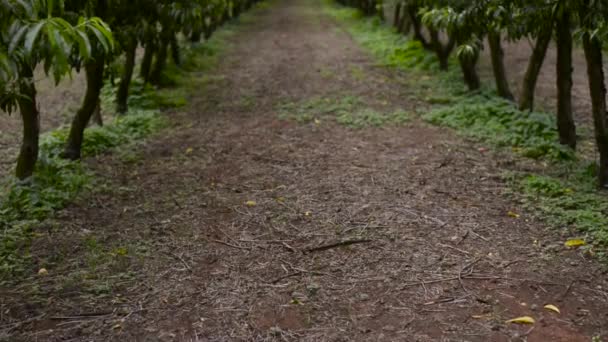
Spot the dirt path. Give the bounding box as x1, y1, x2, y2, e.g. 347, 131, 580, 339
3, 1, 608, 341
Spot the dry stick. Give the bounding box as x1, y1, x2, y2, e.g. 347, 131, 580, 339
469, 229, 489, 242
269, 272, 302, 284
305, 238, 372, 253
437, 243, 472, 255
50, 311, 114, 320
558, 280, 576, 302
210, 239, 251, 250
169, 252, 192, 272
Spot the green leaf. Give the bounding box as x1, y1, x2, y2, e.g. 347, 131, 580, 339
24, 21, 46, 56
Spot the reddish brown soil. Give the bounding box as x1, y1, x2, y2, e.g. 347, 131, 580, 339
2, 1, 608, 341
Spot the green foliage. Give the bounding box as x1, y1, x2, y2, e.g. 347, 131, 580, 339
323, 0, 467, 99
324, 2, 439, 72
43, 110, 165, 158
508, 171, 608, 254
423, 93, 575, 161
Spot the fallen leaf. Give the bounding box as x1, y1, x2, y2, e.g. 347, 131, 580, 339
38, 268, 48, 276
245, 200, 257, 207
544, 304, 560, 314
564, 239, 586, 248
507, 211, 520, 218
304, 211, 312, 216
185, 147, 193, 154
506, 316, 535, 324
276, 197, 285, 203
314, 118, 321, 125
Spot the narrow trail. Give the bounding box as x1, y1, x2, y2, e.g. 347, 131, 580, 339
6, 1, 608, 341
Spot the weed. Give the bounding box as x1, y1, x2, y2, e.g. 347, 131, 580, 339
279, 95, 410, 128
423, 93, 575, 161
506, 171, 608, 257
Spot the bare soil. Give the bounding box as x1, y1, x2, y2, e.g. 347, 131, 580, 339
2, 1, 608, 341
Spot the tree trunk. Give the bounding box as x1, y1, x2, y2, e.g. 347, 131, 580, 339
458, 49, 480, 91
555, 10, 576, 149
519, 28, 552, 111
430, 29, 454, 71
140, 36, 155, 83
487, 31, 514, 101
398, 7, 411, 34
190, 30, 202, 43
91, 103, 103, 126
580, 6, 608, 187
116, 36, 137, 114
393, 2, 401, 29
406, 4, 431, 50
170, 33, 181, 66
63, 57, 105, 160
150, 33, 169, 86
204, 22, 216, 40
15, 65, 40, 180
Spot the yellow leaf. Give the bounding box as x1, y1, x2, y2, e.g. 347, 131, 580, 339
276, 197, 285, 203
564, 239, 586, 248
38, 268, 48, 276
507, 211, 520, 218
185, 147, 193, 154
314, 118, 321, 125
304, 211, 312, 217
245, 200, 257, 207
506, 316, 535, 324
544, 304, 560, 314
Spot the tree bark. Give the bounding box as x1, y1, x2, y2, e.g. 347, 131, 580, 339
398, 6, 411, 34
170, 33, 181, 67
487, 31, 514, 101
63, 57, 105, 160
518, 28, 552, 111
15, 64, 40, 180
204, 22, 216, 40
190, 30, 202, 43
393, 2, 401, 29
580, 7, 608, 187
140, 36, 155, 83
116, 36, 137, 114
458, 49, 481, 91
150, 32, 170, 86
406, 3, 431, 50
555, 10, 576, 149
430, 29, 455, 71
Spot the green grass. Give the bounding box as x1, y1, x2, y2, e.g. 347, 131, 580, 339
278, 95, 410, 128
325, 0, 608, 253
